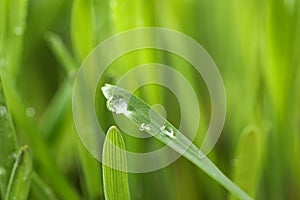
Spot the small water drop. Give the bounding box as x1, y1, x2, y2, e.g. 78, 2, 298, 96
160, 126, 175, 138
140, 123, 151, 131
11, 153, 18, 160
0, 167, 6, 176
14, 26, 24, 36
0, 57, 6, 68
106, 95, 128, 114
26, 107, 36, 118
0, 105, 8, 117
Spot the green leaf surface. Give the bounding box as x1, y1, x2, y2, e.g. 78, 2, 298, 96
4, 146, 32, 200
229, 126, 264, 200
30, 172, 59, 200
71, 0, 95, 60
0, 0, 8, 65
101, 84, 253, 200
102, 126, 131, 200
6, 0, 28, 77
76, 135, 103, 200
45, 32, 77, 75
1, 72, 80, 200
0, 76, 18, 199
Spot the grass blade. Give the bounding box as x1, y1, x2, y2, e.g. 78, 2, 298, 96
76, 135, 103, 200
45, 32, 77, 76
1, 73, 81, 200
101, 84, 253, 200
45, 30, 103, 199
30, 172, 58, 200
71, 0, 95, 60
6, 0, 28, 77
0, 76, 18, 199
4, 146, 32, 200
0, 0, 8, 68
229, 125, 264, 200
102, 126, 131, 200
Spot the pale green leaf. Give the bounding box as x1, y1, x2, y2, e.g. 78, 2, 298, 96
0, 76, 18, 199
71, 0, 95, 60
4, 146, 33, 200
102, 126, 131, 200
229, 125, 264, 200
101, 84, 253, 200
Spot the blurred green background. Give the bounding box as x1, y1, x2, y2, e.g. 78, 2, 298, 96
0, 0, 300, 199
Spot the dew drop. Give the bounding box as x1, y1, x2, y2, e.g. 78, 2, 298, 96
106, 95, 128, 114
0, 105, 8, 117
0, 57, 6, 68
160, 126, 175, 138
11, 153, 18, 160
14, 26, 24, 36
26, 107, 36, 118
140, 123, 151, 131
0, 167, 6, 176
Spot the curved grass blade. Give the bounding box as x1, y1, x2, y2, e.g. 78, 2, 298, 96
229, 126, 264, 200
101, 84, 253, 200
76, 135, 103, 200
0, 76, 18, 199
102, 126, 131, 200
45, 30, 103, 199
1, 72, 80, 200
30, 172, 59, 200
6, 0, 28, 77
0, 0, 8, 67
45, 32, 77, 76
71, 0, 95, 60
4, 146, 32, 200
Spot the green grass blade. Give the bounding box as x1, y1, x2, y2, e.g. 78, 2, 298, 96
45, 30, 103, 199
6, 0, 28, 77
101, 84, 253, 200
0, 76, 18, 199
76, 135, 103, 200
0, 73, 81, 200
30, 172, 59, 200
39, 78, 73, 140
45, 32, 77, 75
102, 126, 131, 200
229, 126, 264, 200
4, 146, 32, 200
0, 0, 8, 67
71, 0, 95, 60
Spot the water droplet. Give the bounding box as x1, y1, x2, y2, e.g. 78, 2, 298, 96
140, 123, 151, 131
0, 167, 6, 176
160, 126, 175, 138
11, 153, 18, 160
106, 95, 128, 114
0, 57, 6, 68
0, 105, 7, 117
26, 107, 36, 118
14, 26, 24, 36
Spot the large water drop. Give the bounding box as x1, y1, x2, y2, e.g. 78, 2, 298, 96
140, 123, 151, 131
160, 126, 175, 138
106, 95, 128, 114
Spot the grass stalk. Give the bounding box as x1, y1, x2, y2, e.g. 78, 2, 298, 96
4, 146, 32, 200
0, 76, 18, 199
102, 126, 131, 200
30, 172, 59, 200
101, 84, 253, 200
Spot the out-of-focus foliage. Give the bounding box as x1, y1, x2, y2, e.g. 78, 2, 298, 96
0, 0, 299, 199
